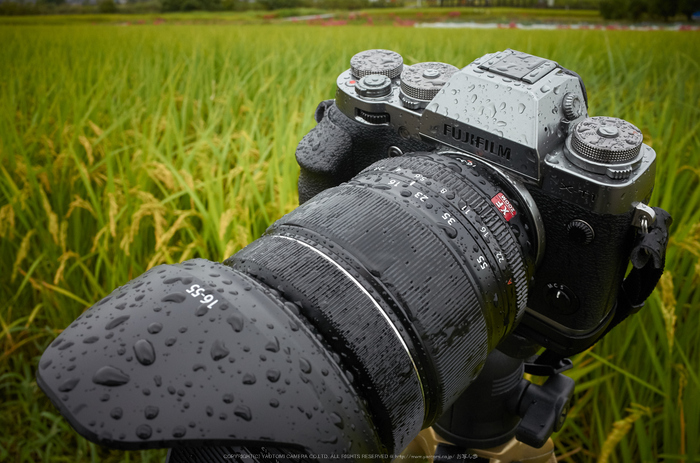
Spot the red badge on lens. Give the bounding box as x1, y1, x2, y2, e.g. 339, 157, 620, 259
491, 192, 517, 222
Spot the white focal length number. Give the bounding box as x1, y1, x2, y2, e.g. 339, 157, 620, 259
185, 284, 218, 309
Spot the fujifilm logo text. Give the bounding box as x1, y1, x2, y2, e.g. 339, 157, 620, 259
444, 124, 511, 160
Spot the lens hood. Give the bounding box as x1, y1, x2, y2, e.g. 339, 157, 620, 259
36, 259, 383, 455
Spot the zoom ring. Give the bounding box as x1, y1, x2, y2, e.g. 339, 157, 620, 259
265, 184, 489, 431
363, 155, 528, 323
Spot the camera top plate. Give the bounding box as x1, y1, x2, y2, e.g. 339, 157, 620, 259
335, 49, 657, 214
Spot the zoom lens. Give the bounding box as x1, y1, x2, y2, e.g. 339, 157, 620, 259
229, 152, 540, 453
37, 152, 541, 459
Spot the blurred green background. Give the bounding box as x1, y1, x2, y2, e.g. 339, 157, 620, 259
1, 22, 699, 463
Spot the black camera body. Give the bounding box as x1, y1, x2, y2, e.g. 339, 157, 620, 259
296, 48, 657, 357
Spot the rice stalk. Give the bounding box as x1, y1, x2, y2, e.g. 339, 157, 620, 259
598, 404, 652, 463
658, 272, 677, 352
11, 230, 35, 282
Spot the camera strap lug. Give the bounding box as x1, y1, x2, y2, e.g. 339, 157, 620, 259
632, 202, 656, 234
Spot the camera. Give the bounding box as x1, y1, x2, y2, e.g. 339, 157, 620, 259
37, 49, 669, 461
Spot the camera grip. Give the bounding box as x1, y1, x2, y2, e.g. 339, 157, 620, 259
518, 190, 637, 355
296, 101, 434, 204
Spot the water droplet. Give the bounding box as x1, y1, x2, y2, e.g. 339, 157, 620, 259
136, 424, 152, 440
83, 336, 99, 344
161, 293, 186, 303
234, 405, 252, 421
330, 412, 344, 429
193, 364, 206, 372
105, 316, 130, 330
518, 103, 526, 114
223, 393, 234, 404
134, 339, 156, 366
266, 369, 281, 383
540, 85, 551, 93
154, 375, 162, 387
264, 337, 280, 353
147, 323, 162, 334
242, 373, 256, 385
110, 407, 123, 420
269, 398, 279, 408
58, 341, 74, 351
58, 377, 80, 392
172, 426, 186, 438
195, 304, 209, 317
210, 340, 230, 361
226, 314, 244, 333
93, 366, 130, 386
284, 301, 300, 316
164, 337, 176, 347
144, 405, 159, 419
437, 224, 458, 239
299, 358, 312, 374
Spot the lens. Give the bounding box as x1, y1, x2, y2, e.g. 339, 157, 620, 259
229, 152, 539, 453
37, 152, 540, 458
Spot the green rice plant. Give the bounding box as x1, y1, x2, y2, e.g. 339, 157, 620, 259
0, 25, 698, 463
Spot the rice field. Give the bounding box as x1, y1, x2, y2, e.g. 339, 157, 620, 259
0, 24, 699, 463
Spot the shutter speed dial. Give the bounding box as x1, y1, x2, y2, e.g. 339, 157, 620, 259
350, 49, 404, 79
